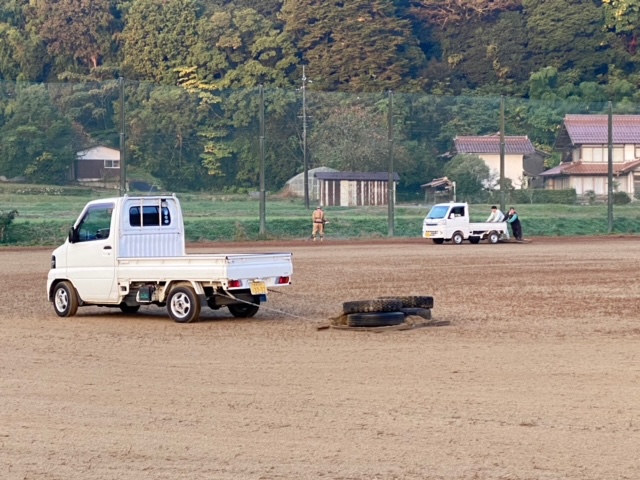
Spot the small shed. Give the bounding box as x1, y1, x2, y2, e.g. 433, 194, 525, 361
75, 146, 120, 182
283, 166, 338, 200
314, 171, 400, 207
421, 177, 455, 203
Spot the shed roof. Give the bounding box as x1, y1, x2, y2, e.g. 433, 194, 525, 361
315, 172, 400, 181
454, 135, 535, 155
421, 177, 453, 188
77, 146, 120, 161
561, 114, 640, 144
540, 159, 640, 177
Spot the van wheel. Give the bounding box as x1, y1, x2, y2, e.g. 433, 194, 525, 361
452, 232, 464, 244
167, 286, 201, 323
432, 238, 444, 244
53, 281, 79, 317
469, 236, 480, 244
488, 231, 500, 244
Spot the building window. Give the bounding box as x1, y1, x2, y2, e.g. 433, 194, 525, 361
104, 159, 120, 169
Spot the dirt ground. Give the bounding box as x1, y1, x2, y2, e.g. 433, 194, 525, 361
2, 237, 640, 480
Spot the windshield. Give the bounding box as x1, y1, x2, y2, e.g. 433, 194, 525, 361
426, 205, 449, 220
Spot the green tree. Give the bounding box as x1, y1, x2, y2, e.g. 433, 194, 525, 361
121, 0, 199, 84
281, 0, 426, 92
443, 153, 490, 200
30, 0, 116, 70
0, 84, 75, 183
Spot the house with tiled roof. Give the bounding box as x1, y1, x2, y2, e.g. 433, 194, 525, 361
453, 135, 544, 189
540, 114, 640, 197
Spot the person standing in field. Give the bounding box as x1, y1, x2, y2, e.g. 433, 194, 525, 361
506, 207, 523, 241
311, 206, 326, 241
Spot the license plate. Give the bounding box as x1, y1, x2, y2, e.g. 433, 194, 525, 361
423, 231, 431, 238
250, 281, 267, 295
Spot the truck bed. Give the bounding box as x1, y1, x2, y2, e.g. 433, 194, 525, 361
116, 252, 293, 284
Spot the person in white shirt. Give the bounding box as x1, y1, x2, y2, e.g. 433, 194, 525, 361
486, 205, 509, 239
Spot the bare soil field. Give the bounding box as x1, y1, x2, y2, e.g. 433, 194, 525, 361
2, 237, 640, 480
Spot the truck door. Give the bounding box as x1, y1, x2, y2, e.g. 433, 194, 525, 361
446, 205, 468, 237
66, 202, 117, 302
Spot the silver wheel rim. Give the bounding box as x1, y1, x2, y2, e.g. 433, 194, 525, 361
170, 292, 192, 319
55, 288, 68, 312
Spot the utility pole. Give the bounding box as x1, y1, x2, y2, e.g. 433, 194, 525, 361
387, 90, 395, 237
607, 102, 613, 233
119, 77, 126, 197
302, 66, 310, 209
499, 95, 506, 212
259, 84, 266, 236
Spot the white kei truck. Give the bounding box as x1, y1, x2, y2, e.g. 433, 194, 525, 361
422, 202, 508, 245
47, 195, 293, 323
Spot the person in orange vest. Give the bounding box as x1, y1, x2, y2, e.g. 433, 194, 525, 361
311, 206, 327, 241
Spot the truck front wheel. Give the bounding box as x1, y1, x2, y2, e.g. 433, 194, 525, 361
167, 286, 201, 323
53, 281, 79, 317
452, 232, 464, 244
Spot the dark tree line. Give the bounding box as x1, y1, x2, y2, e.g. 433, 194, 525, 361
1, 0, 640, 192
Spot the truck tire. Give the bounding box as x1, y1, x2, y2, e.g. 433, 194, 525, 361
452, 231, 464, 244
399, 307, 432, 320
378, 296, 434, 309
167, 286, 201, 323
346, 312, 405, 327
343, 299, 402, 315
469, 236, 480, 244
228, 302, 260, 318
53, 281, 79, 317
432, 238, 444, 244
488, 231, 500, 244
119, 304, 140, 314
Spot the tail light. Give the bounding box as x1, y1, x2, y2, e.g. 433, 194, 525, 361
228, 279, 242, 288
277, 276, 290, 285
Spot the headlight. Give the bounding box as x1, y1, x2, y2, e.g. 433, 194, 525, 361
51, 256, 56, 269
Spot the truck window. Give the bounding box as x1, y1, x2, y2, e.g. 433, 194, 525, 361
129, 205, 171, 227
449, 206, 465, 218
426, 205, 450, 219
76, 204, 114, 242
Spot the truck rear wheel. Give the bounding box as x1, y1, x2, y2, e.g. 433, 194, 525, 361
452, 231, 464, 244
469, 236, 480, 244
53, 281, 79, 317
119, 304, 141, 314
228, 301, 260, 318
167, 286, 201, 323
488, 231, 500, 244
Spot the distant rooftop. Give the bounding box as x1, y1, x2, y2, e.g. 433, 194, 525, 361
454, 135, 535, 155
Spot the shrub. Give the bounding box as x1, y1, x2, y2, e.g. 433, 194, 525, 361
613, 191, 631, 205
0, 209, 19, 243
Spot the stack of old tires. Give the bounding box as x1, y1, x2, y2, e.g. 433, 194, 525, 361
342, 296, 434, 328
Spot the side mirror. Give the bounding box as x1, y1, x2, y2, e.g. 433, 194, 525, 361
68, 227, 77, 243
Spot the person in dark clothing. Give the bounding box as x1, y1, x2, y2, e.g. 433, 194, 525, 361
506, 207, 523, 241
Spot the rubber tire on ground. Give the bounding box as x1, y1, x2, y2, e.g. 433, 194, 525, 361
53, 281, 79, 317
346, 311, 405, 328
167, 286, 201, 323
488, 231, 500, 244
343, 299, 403, 315
119, 304, 141, 314
469, 236, 480, 244
451, 231, 464, 244
432, 238, 444, 244
399, 307, 432, 320
378, 296, 434, 309
228, 302, 260, 318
